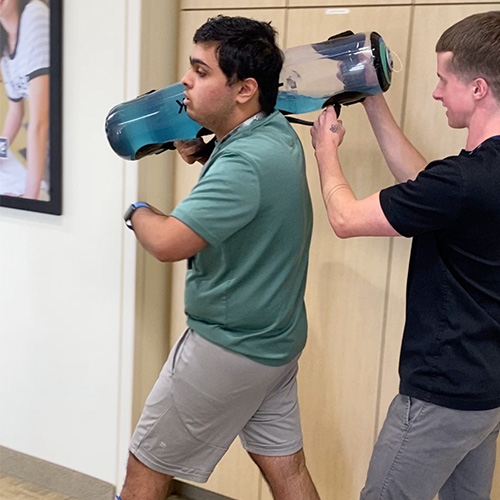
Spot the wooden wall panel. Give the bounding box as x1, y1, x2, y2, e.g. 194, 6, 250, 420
132, 0, 180, 429
289, 0, 410, 6
181, 0, 285, 8
415, 0, 499, 3
284, 6, 412, 499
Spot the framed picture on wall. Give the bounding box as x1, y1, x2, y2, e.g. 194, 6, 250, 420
0, 0, 62, 215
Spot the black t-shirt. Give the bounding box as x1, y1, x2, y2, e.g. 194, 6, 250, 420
380, 136, 500, 410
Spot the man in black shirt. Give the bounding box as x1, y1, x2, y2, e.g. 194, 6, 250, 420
311, 11, 500, 500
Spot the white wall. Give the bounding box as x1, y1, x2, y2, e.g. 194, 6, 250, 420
0, 0, 141, 485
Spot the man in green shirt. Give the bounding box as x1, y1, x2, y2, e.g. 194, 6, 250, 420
118, 15, 317, 500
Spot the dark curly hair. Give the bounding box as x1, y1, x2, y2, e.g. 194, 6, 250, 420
193, 15, 284, 114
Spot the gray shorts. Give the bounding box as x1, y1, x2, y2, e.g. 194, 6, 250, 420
130, 329, 303, 483
361, 394, 500, 500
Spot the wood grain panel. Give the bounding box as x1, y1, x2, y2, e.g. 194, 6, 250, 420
289, 1, 410, 6
132, 0, 178, 430
282, 6, 412, 499
181, 0, 285, 9
415, 0, 499, 3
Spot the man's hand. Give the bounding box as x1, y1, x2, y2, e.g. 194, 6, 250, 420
310, 106, 346, 153
174, 138, 211, 165
310, 101, 400, 239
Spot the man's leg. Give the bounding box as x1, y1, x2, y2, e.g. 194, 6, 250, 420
360, 395, 500, 500
240, 354, 319, 499
249, 449, 320, 500
121, 331, 308, 498
439, 423, 500, 500
119, 453, 173, 500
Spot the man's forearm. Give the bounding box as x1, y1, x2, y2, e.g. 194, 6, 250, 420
311, 105, 400, 238
130, 206, 208, 262
131, 207, 170, 260
363, 95, 427, 182
315, 148, 359, 238
314, 144, 400, 239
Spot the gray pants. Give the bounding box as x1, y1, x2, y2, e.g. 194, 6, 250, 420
361, 394, 500, 500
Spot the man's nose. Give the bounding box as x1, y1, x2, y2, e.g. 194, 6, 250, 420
181, 70, 192, 88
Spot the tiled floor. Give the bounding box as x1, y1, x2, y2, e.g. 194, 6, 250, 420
0, 473, 188, 500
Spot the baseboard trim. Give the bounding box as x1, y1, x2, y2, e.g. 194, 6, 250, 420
0, 446, 115, 500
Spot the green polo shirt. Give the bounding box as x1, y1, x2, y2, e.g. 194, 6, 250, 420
171, 111, 312, 366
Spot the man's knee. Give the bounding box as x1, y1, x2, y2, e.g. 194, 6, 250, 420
249, 450, 319, 500
249, 449, 308, 480
120, 452, 172, 500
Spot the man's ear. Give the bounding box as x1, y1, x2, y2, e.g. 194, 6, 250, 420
472, 77, 489, 100
236, 77, 259, 104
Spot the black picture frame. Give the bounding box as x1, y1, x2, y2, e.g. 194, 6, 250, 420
0, 0, 62, 215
